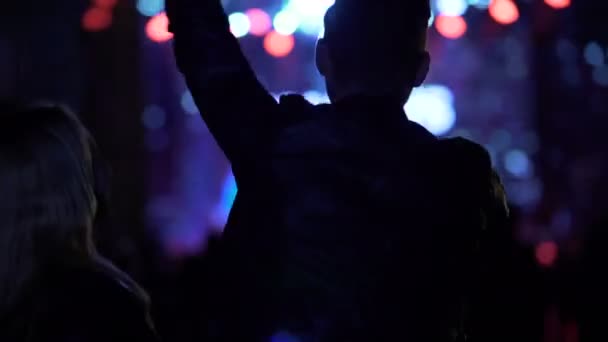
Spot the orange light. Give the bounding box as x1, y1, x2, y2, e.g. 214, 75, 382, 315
435, 15, 467, 40
246, 8, 272, 37
489, 0, 520, 25
264, 31, 295, 58
94, 0, 118, 9
545, 0, 571, 9
535, 241, 558, 267
82, 7, 113, 32
146, 12, 174, 43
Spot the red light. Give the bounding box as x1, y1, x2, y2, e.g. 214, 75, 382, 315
146, 13, 174, 43
489, 0, 520, 25
535, 241, 558, 267
545, 0, 571, 9
94, 0, 118, 9
264, 31, 295, 58
82, 7, 113, 32
246, 8, 272, 37
435, 15, 467, 40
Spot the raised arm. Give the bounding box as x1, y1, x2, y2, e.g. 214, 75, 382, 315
166, 0, 280, 169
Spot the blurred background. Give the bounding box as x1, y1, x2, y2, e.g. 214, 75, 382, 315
1, 0, 607, 341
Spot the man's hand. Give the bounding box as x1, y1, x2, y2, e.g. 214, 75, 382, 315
165, 0, 230, 34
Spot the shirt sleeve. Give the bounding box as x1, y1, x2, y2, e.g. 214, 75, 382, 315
166, 0, 281, 170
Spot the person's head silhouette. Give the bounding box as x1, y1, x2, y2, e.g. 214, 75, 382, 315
316, 0, 431, 104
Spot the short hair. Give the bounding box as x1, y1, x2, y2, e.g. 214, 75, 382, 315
323, 0, 431, 82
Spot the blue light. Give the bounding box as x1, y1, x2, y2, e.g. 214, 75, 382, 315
271, 331, 301, 342
228, 12, 251, 38
180, 90, 199, 115
287, 0, 335, 18
504, 149, 531, 178
274, 10, 301, 36
583, 42, 605, 67
592, 65, 608, 87
136, 0, 164, 17
405, 84, 457, 136
142, 105, 166, 130
286, 0, 335, 36
468, 0, 491, 9
213, 172, 238, 227
436, 0, 469, 16
303, 90, 330, 105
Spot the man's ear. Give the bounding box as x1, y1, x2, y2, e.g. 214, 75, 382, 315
413, 51, 430, 87
315, 38, 329, 77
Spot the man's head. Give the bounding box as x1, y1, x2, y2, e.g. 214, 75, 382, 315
316, 0, 431, 104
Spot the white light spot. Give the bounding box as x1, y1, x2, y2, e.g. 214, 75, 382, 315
228, 12, 251, 38
405, 84, 457, 136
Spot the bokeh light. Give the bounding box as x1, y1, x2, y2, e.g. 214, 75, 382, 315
180, 91, 199, 115
246, 8, 272, 36
264, 31, 295, 58
142, 105, 167, 130
469, 0, 492, 9
274, 10, 301, 36
146, 12, 173, 42
584, 42, 605, 67
489, 0, 520, 25
405, 84, 457, 136
436, 0, 469, 17
82, 7, 113, 32
228, 12, 251, 38
137, 0, 164, 17
536, 241, 558, 267
435, 15, 467, 40
94, 0, 118, 9
504, 149, 532, 178
592, 65, 608, 87
545, 0, 571, 9
286, 0, 334, 36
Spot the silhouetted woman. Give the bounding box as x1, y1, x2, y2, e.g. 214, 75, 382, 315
0, 102, 159, 341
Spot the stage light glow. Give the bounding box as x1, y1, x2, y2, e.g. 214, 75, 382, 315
592, 65, 608, 87
545, 0, 571, 9
303, 90, 330, 105
212, 172, 238, 227
584, 42, 605, 67
229, 12, 251, 38
287, 0, 335, 18
469, 0, 491, 9
142, 105, 167, 130
505, 149, 531, 178
137, 0, 164, 17
405, 84, 457, 136
435, 15, 467, 40
436, 0, 469, 17
274, 10, 301, 36
94, 0, 118, 9
489, 0, 519, 25
180, 91, 199, 115
286, 0, 334, 36
536, 241, 558, 267
82, 7, 113, 32
246, 8, 272, 36
146, 12, 173, 42
264, 31, 295, 58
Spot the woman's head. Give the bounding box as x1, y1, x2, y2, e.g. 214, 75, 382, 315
0, 101, 99, 311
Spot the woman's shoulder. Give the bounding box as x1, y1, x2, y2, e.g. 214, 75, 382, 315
32, 263, 159, 340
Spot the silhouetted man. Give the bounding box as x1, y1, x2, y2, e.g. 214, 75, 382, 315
167, 1, 507, 341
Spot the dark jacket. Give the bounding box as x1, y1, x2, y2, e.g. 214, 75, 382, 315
0, 264, 160, 342
167, 1, 503, 341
